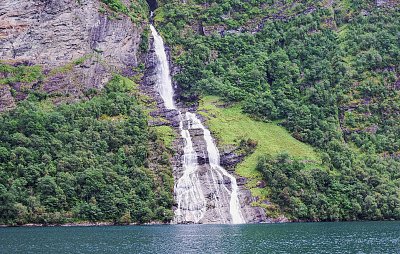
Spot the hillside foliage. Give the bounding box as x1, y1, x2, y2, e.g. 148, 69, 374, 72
0, 76, 174, 225
155, 0, 400, 220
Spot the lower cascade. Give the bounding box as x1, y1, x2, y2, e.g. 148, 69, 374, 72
150, 24, 245, 224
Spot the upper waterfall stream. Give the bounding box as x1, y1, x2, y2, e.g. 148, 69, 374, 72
150, 24, 245, 224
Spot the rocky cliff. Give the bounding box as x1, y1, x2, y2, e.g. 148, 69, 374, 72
0, 0, 146, 111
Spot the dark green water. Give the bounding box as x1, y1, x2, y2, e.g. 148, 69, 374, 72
0, 222, 399, 253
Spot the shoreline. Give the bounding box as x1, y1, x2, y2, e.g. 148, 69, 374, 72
1, 218, 396, 228
0, 221, 169, 228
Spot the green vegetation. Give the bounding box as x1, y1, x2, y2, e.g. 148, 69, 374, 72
139, 27, 150, 53
154, 0, 324, 31
100, 0, 149, 23
49, 55, 93, 76
339, 11, 400, 155
0, 63, 43, 85
199, 96, 320, 213
257, 153, 400, 221
0, 56, 94, 99
0, 76, 173, 225
151, 126, 176, 150
156, 0, 400, 220
101, 0, 129, 13
199, 96, 318, 178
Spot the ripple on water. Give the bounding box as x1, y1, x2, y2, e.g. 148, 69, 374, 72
0, 222, 399, 254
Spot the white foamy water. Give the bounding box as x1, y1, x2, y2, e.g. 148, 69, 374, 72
150, 24, 245, 224
150, 25, 175, 110
174, 112, 207, 223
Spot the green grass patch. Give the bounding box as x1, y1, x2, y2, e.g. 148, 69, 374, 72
199, 96, 319, 177
100, 0, 148, 23
49, 55, 92, 76
0, 63, 43, 85
120, 76, 138, 91
154, 7, 165, 23
250, 186, 270, 200
105, 75, 138, 94
101, 0, 129, 14
152, 125, 176, 149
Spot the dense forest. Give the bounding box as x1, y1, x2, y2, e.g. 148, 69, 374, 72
153, 0, 400, 221
0, 76, 174, 225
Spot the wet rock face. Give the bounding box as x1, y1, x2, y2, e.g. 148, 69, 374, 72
0, 0, 144, 111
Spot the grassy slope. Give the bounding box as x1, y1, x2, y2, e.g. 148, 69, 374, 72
152, 125, 176, 149
199, 96, 320, 204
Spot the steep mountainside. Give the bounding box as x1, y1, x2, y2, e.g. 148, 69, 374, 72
153, 0, 400, 221
0, 0, 145, 111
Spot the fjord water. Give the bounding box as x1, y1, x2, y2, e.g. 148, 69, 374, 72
150, 24, 244, 224
1, 222, 399, 253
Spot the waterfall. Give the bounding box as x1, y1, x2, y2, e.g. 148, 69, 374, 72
150, 24, 245, 224
149, 25, 175, 110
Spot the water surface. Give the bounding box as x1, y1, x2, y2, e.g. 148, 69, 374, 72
0, 222, 399, 253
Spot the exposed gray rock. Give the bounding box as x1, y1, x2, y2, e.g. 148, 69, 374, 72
220, 147, 247, 169
256, 180, 267, 188
236, 177, 247, 186
0, 86, 15, 112
0, 0, 144, 111
239, 189, 268, 223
